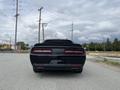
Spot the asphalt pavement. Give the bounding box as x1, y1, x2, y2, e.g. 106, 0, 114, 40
0, 53, 120, 90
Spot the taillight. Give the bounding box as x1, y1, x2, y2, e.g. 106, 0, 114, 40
32, 48, 52, 54
64, 50, 85, 56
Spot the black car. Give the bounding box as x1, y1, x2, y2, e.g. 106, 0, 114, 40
30, 39, 86, 73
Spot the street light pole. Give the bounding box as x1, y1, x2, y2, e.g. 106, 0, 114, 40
38, 7, 43, 43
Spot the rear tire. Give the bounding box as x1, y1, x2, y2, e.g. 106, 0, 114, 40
33, 68, 39, 73
73, 68, 83, 73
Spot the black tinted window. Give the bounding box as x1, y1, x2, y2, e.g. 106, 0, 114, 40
43, 39, 73, 46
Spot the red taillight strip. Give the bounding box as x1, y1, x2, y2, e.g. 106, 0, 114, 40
32, 49, 52, 53
64, 50, 83, 54
64, 50, 85, 56
33, 50, 51, 53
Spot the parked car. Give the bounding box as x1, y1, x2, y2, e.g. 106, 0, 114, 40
30, 39, 86, 73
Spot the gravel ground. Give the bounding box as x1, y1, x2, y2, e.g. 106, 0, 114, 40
0, 53, 120, 90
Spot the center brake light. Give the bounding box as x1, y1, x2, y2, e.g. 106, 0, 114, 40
32, 48, 52, 54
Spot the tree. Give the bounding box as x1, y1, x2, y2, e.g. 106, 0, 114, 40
82, 38, 120, 51
106, 38, 112, 51
16, 42, 29, 50
96, 43, 103, 51
112, 38, 120, 51
89, 42, 96, 51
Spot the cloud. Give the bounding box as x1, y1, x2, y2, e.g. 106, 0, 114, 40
0, 0, 120, 45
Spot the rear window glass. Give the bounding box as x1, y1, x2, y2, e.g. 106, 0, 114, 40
43, 40, 73, 46
34, 39, 73, 46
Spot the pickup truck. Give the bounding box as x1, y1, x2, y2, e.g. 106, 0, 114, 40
30, 39, 86, 73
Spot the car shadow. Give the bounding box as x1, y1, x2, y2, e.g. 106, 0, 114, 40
33, 70, 86, 79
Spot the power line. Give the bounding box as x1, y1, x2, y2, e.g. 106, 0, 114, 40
38, 7, 43, 43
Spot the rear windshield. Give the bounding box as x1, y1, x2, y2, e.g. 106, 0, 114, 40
34, 39, 73, 46
43, 40, 73, 46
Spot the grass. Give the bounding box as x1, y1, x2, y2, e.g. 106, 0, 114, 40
87, 51, 120, 58
96, 58, 120, 68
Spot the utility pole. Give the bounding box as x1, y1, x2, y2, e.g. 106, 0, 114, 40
71, 22, 74, 41
9, 37, 12, 49
38, 7, 43, 43
14, 0, 19, 50
42, 23, 44, 41
42, 23, 47, 42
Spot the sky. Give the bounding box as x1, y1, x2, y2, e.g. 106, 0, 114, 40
0, 0, 120, 45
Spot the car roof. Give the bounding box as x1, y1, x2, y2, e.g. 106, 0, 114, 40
34, 39, 73, 46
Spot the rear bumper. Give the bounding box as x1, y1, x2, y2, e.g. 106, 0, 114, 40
33, 64, 83, 71
30, 54, 86, 64
30, 54, 86, 71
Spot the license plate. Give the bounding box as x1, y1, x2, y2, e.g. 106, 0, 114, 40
50, 60, 62, 64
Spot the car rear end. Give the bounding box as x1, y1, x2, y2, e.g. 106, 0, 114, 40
30, 40, 86, 73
